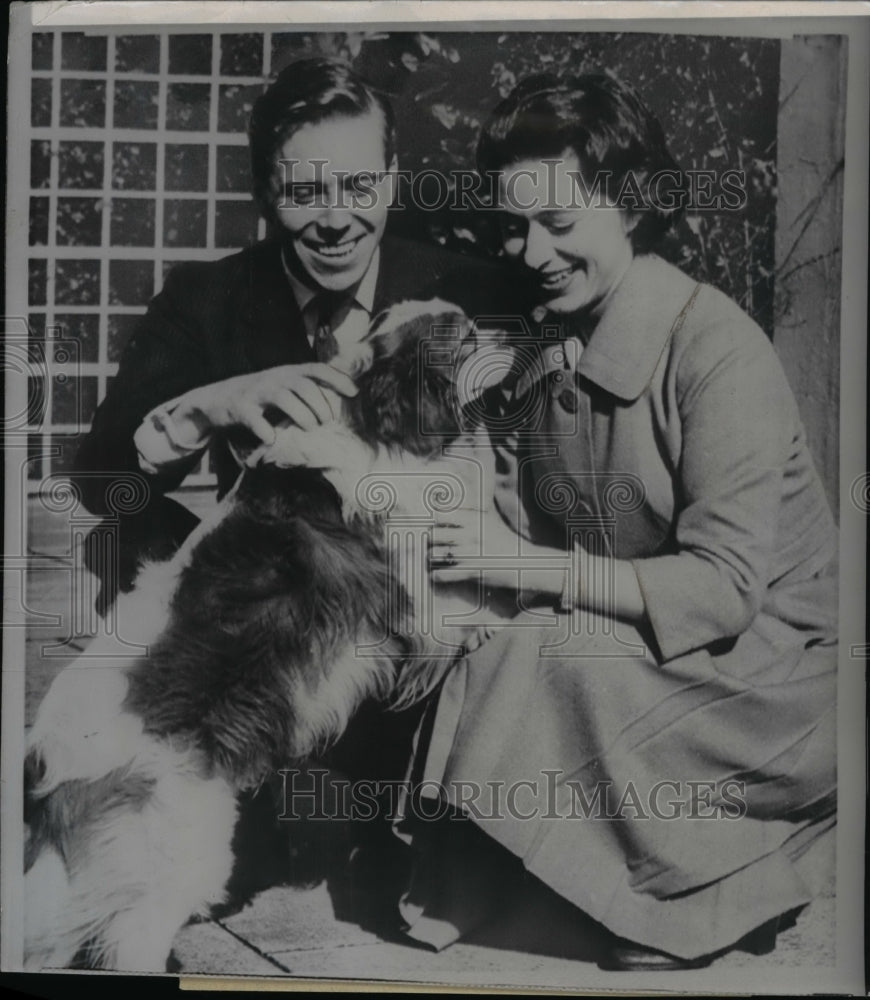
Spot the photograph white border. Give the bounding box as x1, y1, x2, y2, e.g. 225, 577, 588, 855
4, 3, 866, 994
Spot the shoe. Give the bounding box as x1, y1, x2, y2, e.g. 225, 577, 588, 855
598, 907, 803, 971
736, 906, 802, 955
598, 939, 713, 971
329, 837, 413, 936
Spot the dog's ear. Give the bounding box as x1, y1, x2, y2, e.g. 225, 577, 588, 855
368, 299, 469, 360
360, 357, 415, 446
354, 299, 490, 454
452, 328, 517, 409
417, 356, 464, 448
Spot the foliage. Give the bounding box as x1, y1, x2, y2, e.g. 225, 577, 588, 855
271, 31, 779, 335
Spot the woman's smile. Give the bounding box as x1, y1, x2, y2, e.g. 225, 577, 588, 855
498, 152, 636, 314
538, 261, 585, 292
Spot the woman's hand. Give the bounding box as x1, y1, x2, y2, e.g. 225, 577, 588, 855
430, 509, 649, 623
429, 505, 566, 599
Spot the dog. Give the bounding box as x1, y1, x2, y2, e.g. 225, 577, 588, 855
23, 299, 519, 972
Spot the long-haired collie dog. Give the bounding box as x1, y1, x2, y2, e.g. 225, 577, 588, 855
24, 300, 516, 972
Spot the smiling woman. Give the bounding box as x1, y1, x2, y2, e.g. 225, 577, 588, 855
403, 72, 839, 973
495, 158, 637, 316
479, 73, 687, 316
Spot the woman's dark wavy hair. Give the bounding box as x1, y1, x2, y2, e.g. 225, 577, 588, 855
477, 73, 686, 253
249, 57, 396, 223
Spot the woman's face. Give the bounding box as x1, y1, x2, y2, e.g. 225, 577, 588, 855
497, 151, 636, 315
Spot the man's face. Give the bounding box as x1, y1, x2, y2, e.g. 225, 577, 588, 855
273, 110, 395, 293
497, 151, 636, 315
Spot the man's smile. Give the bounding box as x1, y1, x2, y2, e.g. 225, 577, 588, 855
301, 233, 366, 260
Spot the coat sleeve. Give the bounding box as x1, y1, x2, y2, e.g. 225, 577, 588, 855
631, 306, 799, 661
71, 263, 223, 515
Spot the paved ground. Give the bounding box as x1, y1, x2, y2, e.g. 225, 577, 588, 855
20, 490, 838, 991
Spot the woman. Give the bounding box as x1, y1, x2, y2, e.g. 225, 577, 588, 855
397, 75, 838, 970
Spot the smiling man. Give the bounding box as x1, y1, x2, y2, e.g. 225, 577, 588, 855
70, 56, 515, 927
73, 58, 507, 595
275, 115, 394, 293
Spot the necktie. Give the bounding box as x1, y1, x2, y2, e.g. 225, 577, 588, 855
312, 293, 344, 363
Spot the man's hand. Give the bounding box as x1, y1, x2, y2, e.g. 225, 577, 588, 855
181, 363, 359, 444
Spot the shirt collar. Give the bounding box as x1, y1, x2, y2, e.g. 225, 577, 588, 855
514, 254, 700, 402
281, 246, 380, 317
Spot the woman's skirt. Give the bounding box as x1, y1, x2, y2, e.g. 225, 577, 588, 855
393, 605, 837, 960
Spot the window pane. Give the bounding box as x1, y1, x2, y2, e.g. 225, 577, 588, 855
165, 144, 209, 191
56, 198, 103, 246
166, 83, 210, 130
220, 34, 263, 76
112, 142, 157, 190
110, 198, 156, 247
30, 140, 52, 189
61, 32, 107, 71
29, 260, 48, 306
215, 200, 259, 248
168, 34, 212, 75
163, 200, 208, 247
31, 78, 52, 127
54, 313, 100, 363
109, 260, 154, 305
32, 32, 54, 71
107, 313, 142, 361
60, 79, 106, 128
216, 145, 250, 192
115, 35, 160, 73
29, 197, 49, 246
55, 259, 100, 305
59, 141, 105, 189
113, 80, 159, 129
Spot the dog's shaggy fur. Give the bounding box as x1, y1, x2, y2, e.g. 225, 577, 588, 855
24, 300, 511, 972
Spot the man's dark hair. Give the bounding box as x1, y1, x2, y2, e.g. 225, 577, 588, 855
249, 57, 396, 223
477, 73, 686, 253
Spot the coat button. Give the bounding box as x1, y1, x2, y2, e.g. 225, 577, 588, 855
556, 387, 580, 412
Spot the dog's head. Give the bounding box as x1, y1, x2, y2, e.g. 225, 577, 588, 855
232, 299, 516, 472
348, 298, 515, 458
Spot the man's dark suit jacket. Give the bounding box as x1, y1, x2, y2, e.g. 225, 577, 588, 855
74, 233, 515, 514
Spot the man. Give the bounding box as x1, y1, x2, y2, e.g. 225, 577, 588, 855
71, 56, 511, 922
74, 58, 501, 552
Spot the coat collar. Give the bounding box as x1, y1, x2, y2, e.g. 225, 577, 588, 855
514, 255, 701, 403
576, 254, 700, 400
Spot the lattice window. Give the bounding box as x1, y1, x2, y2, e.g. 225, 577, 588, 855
26, 29, 275, 487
